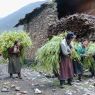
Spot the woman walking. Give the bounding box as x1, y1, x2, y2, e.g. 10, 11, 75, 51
59, 32, 75, 88
8, 41, 23, 79
73, 39, 89, 81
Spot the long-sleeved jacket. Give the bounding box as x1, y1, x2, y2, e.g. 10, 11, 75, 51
75, 44, 86, 56
61, 39, 71, 56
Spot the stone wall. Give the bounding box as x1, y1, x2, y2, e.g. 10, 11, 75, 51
24, 4, 58, 59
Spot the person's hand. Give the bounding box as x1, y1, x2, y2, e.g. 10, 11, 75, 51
81, 54, 86, 57
85, 53, 92, 57
68, 53, 71, 57
17, 49, 20, 53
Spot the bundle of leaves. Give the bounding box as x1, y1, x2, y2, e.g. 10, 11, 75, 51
0, 31, 32, 59
86, 42, 95, 55
35, 33, 66, 74
71, 41, 81, 61
35, 33, 95, 75
83, 42, 95, 69
71, 48, 81, 61
83, 55, 95, 69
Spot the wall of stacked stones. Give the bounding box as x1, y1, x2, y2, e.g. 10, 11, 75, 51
24, 4, 58, 59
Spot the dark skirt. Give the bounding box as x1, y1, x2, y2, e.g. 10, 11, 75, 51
8, 55, 22, 74
73, 59, 83, 75
59, 56, 74, 80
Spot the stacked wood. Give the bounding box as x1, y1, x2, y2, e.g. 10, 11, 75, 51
48, 14, 95, 40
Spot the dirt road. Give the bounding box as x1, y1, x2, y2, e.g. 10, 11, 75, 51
0, 64, 95, 95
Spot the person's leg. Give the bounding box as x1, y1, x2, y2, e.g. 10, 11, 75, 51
77, 62, 83, 81
78, 74, 82, 81
10, 73, 13, 78
67, 78, 72, 85
18, 72, 22, 79
91, 71, 94, 78
60, 80, 64, 88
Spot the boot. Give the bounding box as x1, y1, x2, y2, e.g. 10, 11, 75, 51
18, 72, 22, 79
67, 78, 72, 86
91, 72, 95, 78
10, 73, 13, 78
78, 74, 82, 81
60, 80, 64, 88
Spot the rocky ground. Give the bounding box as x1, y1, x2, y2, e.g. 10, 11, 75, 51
0, 63, 95, 95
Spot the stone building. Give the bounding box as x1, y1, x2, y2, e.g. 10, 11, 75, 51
15, 3, 58, 59
15, 0, 95, 59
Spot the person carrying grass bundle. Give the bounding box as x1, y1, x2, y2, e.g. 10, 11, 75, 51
59, 32, 75, 88
73, 39, 89, 81
8, 41, 23, 79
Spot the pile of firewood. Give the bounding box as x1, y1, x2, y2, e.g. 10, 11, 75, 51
48, 14, 95, 40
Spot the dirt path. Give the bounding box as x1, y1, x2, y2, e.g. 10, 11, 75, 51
0, 64, 95, 95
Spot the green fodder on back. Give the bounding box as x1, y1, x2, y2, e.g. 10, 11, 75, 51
34, 33, 66, 75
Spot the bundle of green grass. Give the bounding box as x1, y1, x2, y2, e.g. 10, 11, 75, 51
35, 32, 95, 75
83, 42, 95, 69
35, 32, 80, 74
35, 33, 65, 74
72, 41, 95, 69
71, 41, 81, 61
0, 31, 32, 59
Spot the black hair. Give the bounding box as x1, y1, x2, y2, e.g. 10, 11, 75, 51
14, 41, 18, 45
81, 38, 89, 43
66, 32, 75, 40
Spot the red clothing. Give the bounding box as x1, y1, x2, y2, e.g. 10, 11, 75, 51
59, 55, 74, 80
8, 45, 22, 56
